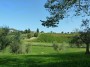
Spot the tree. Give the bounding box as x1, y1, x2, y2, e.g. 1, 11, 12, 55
34, 28, 39, 37
41, 0, 90, 54
61, 31, 64, 34
10, 32, 22, 54
24, 29, 31, 33
27, 28, 31, 33
34, 32, 38, 37
70, 19, 90, 54
41, 0, 90, 27
24, 29, 28, 33
36, 28, 39, 33
70, 35, 83, 48
0, 27, 10, 50
41, 31, 44, 33
27, 33, 32, 39
79, 19, 90, 54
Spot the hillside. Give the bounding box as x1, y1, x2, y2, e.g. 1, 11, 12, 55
25, 33, 76, 43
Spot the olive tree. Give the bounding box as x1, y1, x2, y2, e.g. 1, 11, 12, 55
41, 0, 90, 54
70, 35, 83, 48
0, 27, 10, 50
79, 19, 90, 54
10, 32, 22, 54
41, 0, 90, 27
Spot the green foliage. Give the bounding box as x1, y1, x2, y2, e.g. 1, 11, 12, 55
36, 28, 39, 33
41, 0, 90, 27
25, 44, 32, 54
80, 19, 90, 45
24, 28, 31, 33
52, 41, 67, 52
37, 33, 73, 43
70, 34, 83, 48
59, 43, 66, 51
33, 28, 39, 37
0, 27, 10, 50
80, 19, 90, 54
70, 19, 90, 54
34, 32, 38, 37
41, 31, 44, 33
27, 33, 32, 39
52, 41, 59, 52
10, 32, 22, 54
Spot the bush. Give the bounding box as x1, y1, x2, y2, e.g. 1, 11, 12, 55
27, 33, 32, 39
34, 33, 38, 37
52, 41, 67, 52
10, 32, 22, 54
10, 42, 22, 54
59, 43, 66, 50
52, 41, 59, 52
25, 44, 32, 54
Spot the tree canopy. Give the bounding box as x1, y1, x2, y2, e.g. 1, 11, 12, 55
41, 0, 90, 27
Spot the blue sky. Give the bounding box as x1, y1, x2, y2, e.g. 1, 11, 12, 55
0, 0, 84, 33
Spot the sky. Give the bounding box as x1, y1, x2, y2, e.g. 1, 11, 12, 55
0, 0, 84, 33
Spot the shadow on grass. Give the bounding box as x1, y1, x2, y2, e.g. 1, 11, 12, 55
0, 52, 90, 67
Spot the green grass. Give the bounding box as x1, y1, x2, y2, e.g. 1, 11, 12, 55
31, 46, 56, 55
0, 42, 89, 67
25, 42, 52, 46
0, 46, 90, 67
0, 51, 90, 67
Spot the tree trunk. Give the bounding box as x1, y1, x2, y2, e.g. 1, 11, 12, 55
85, 44, 90, 54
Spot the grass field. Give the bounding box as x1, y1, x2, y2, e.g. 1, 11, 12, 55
0, 42, 90, 67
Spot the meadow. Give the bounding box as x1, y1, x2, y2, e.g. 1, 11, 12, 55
0, 30, 89, 67
0, 42, 90, 67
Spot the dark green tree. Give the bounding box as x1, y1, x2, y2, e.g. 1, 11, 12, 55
41, 31, 44, 33
24, 29, 31, 33
27, 28, 31, 33
34, 28, 39, 37
34, 32, 38, 37
70, 35, 83, 48
79, 19, 90, 54
27, 33, 32, 39
70, 19, 90, 54
37, 28, 39, 33
61, 31, 64, 34
0, 27, 10, 50
41, 0, 90, 27
41, 0, 90, 54
24, 29, 28, 33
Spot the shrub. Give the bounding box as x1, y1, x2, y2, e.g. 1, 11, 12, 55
25, 44, 32, 54
34, 33, 38, 37
59, 43, 66, 50
10, 42, 22, 54
52, 41, 67, 52
52, 41, 59, 52
27, 33, 32, 39
10, 32, 22, 54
